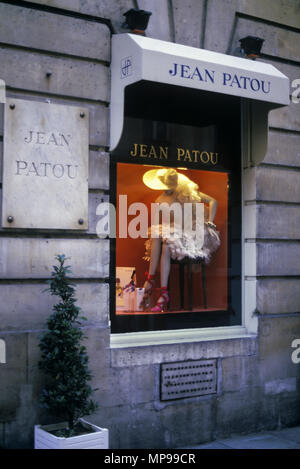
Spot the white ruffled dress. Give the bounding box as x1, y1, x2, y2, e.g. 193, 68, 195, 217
144, 221, 220, 264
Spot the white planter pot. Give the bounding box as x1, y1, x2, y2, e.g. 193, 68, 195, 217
34, 418, 109, 449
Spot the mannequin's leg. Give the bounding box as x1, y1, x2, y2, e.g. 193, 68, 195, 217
140, 238, 162, 309
160, 242, 171, 287
150, 242, 170, 311
148, 238, 162, 276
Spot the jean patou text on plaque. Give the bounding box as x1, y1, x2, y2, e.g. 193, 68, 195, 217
2, 98, 89, 229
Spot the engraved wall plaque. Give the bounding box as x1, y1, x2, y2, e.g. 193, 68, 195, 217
2, 98, 88, 229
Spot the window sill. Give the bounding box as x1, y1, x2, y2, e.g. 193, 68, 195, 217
110, 325, 256, 349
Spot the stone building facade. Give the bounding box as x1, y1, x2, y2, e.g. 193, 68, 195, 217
0, 0, 299, 448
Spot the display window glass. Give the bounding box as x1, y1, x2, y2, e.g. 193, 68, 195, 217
110, 83, 242, 334
116, 163, 228, 314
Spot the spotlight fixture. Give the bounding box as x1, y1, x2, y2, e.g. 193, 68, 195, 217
239, 36, 264, 60
123, 8, 152, 35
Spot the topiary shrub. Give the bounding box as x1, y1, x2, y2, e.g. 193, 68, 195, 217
38, 254, 98, 436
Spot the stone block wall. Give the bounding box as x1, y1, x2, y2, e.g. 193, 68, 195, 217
0, 0, 299, 448
0, 0, 111, 448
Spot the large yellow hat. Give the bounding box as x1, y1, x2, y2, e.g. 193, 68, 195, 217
142, 168, 193, 190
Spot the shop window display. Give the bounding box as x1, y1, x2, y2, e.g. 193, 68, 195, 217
115, 163, 228, 317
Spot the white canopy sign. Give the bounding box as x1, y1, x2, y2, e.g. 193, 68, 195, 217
110, 33, 289, 151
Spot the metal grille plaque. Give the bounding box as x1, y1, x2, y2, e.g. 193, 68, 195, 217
160, 359, 217, 401
2, 98, 88, 230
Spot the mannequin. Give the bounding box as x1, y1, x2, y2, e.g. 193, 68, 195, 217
140, 168, 220, 312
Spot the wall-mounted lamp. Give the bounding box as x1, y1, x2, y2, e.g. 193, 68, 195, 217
239, 36, 264, 60
123, 8, 152, 35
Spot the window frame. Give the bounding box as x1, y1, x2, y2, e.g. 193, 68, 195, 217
108, 85, 256, 342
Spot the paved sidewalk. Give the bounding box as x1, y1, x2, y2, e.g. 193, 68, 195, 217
180, 425, 300, 449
